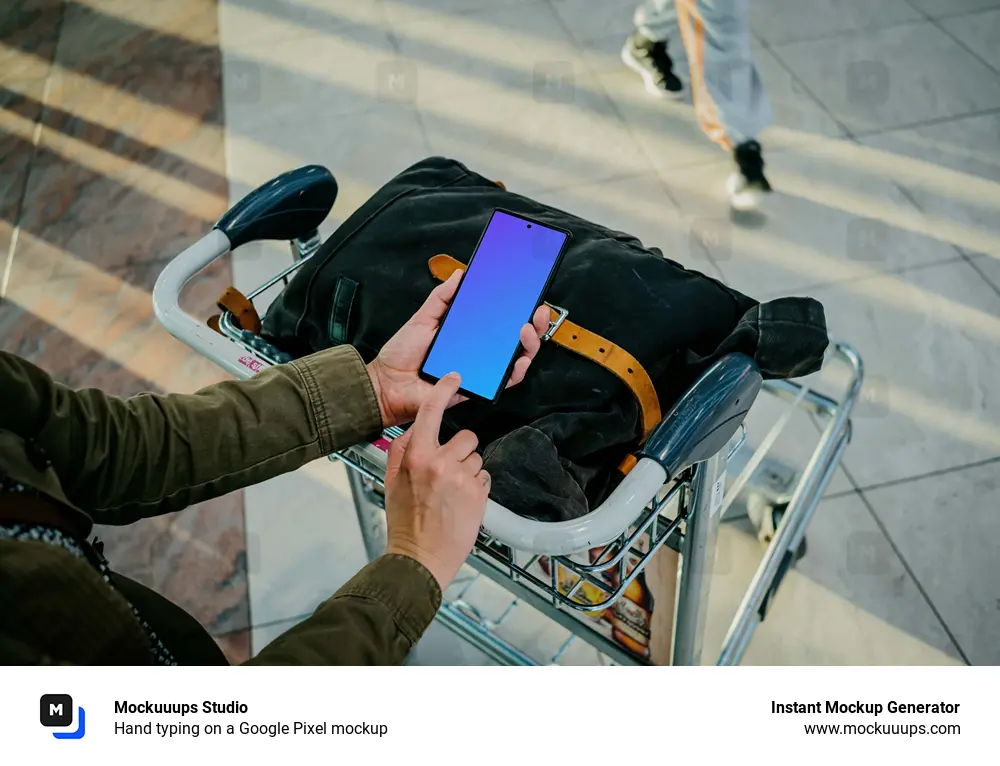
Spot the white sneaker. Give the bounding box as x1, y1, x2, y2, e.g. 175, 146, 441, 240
726, 171, 765, 212
728, 140, 773, 211
620, 34, 684, 99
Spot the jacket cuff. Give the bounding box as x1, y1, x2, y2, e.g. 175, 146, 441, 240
335, 554, 443, 643
290, 346, 383, 454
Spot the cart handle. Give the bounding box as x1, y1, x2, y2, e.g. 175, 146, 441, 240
153, 229, 271, 380
154, 164, 337, 378
480, 354, 761, 555
216, 165, 336, 250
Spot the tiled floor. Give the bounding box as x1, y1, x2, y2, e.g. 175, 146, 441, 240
4, 0, 998, 666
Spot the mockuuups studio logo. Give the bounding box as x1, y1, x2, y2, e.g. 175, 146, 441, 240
40, 694, 86, 740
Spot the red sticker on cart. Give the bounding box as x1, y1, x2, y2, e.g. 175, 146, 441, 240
372, 438, 390, 453
237, 355, 264, 374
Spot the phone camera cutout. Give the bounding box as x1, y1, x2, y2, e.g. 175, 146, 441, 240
527, 224, 532, 228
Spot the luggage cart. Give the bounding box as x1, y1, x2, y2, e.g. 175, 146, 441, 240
153, 166, 863, 667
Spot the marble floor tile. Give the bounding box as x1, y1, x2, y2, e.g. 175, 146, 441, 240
0, 78, 45, 233
407, 620, 499, 666
39, 69, 228, 201
749, 42, 846, 143
864, 461, 1000, 665
421, 73, 649, 195
15, 138, 221, 296
0, 0, 63, 84
907, 0, 1000, 18
215, 629, 253, 665
553, 637, 606, 665
789, 493, 958, 657
970, 251, 1000, 295
22, 6, 228, 307
5, 16, 230, 390
0, 304, 160, 396
5, 227, 229, 395
533, 171, 724, 281
93, 491, 250, 637
219, 0, 387, 46
702, 494, 963, 664
750, 0, 923, 46
799, 260, 1000, 489
244, 461, 369, 626
574, 30, 638, 74
46, 1, 223, 130
858, 112, 1000, 254
388, 0, 589, 109
594, 65, 724, 172
226, 97, 431, 223
549, 0, 638, 50
16, 39, 227, 308
661, 141, 963, 299
939, 7, 1000, 73
380, 0, 541, 27
769, 21, 1000, 135
54, 0, 220, 75
219, 19, 396, 125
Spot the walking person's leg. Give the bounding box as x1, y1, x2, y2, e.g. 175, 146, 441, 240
623, 0, 774, 210
674, 0, 774, 210
622, 0, 684, 98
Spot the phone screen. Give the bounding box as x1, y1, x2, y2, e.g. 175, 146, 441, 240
421, 210, 569, 402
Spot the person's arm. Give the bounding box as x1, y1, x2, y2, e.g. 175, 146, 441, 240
243, 373, 489, 666
0, 347, 382, 525
244, 555, 441, 666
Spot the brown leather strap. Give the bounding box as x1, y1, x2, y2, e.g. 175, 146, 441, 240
428, 254, 661, 440
206, 286, 261, 336
618, 454, 638, 475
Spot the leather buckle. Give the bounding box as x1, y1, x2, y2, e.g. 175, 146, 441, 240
542, 303, 569, 342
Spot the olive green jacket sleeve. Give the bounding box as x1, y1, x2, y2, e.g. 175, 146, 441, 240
0, 348, 441, 666
245, 554, 442, 666
0, 346, 381, 524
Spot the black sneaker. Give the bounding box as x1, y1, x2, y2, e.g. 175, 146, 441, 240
620, 32, 683, 98
726, 139, 773, 211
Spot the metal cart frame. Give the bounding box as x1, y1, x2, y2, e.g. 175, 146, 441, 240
153, 168, 863, 667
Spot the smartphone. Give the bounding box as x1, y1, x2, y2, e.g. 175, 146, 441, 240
420, 209, 571, 403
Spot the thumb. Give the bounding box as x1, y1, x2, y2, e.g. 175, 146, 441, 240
384, 429, 413, 487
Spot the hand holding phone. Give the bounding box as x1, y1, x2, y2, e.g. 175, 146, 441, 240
420, 210, 570, 403
366, 265, 550, 428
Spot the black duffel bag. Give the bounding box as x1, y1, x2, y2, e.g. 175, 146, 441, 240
261, 156, 828, 522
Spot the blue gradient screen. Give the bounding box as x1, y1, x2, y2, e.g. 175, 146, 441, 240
422, 210, 568, 401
